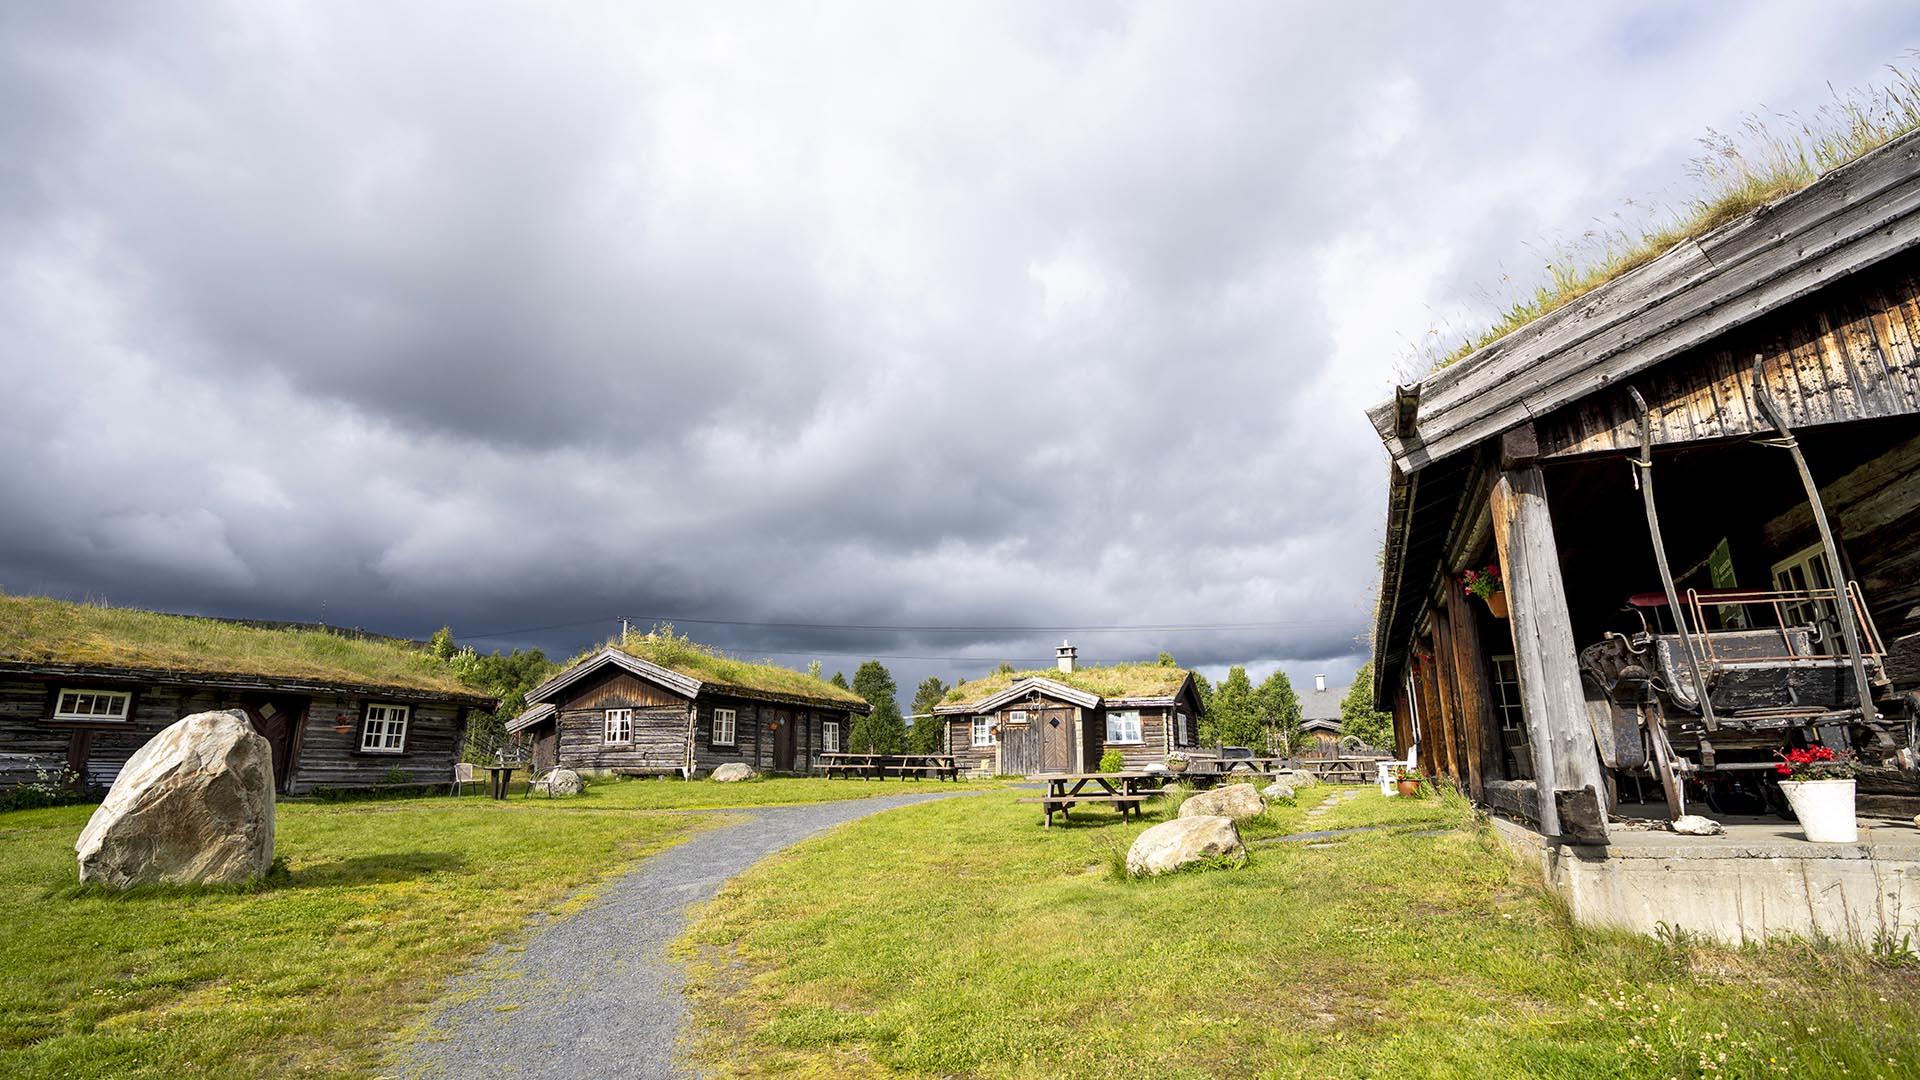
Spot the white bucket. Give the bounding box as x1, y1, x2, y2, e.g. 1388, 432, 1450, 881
1778, 779, 1858, 843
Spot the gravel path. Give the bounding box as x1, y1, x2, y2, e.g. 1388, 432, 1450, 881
403, 791, 970, 1079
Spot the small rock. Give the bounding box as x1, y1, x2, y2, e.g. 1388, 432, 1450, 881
1672, 814, 1724, 836
542, 768, 585, 796
1125, 815, 1245, 876
710, 762, 755, 783
1179, 783, 1266, 821
1262, 781, 1297, 802
1141, 762, 1171, 776
76, 710, 275, 888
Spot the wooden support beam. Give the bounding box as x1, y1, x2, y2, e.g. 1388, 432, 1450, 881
1491, 454, 1610, 840
1413, 655, 1444, 778
1430, 615, 1463, 782
1444, 583, 1502, 799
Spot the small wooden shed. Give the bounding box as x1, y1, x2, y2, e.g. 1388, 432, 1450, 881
933, 645, 1205, 775
511, 635, 871, 778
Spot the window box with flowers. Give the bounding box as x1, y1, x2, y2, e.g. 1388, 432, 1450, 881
1775, 745, 1858, 843
1460, 564, 1506, 618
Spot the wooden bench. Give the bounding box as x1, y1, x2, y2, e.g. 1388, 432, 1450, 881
1025, 771, 1159, 827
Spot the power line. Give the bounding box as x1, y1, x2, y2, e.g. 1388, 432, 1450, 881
616, 614, 1345, 634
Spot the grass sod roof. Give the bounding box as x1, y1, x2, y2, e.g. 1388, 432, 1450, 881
1427, 67, 1920, 371
581, 629, 869, 710
0, 593, 481, 698
941, 661, 1192, 708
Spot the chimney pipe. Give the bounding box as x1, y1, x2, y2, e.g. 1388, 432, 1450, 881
1056, 640, 1077, 674
1315, 673, 1327, 692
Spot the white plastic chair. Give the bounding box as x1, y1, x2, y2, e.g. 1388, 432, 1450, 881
452, 761, 476, 796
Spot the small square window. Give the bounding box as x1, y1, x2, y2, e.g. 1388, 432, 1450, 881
361, 704, 410, 753
1105, 709, 1142, 744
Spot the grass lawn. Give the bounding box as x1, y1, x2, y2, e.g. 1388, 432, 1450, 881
0, 789, 729, 1078
562, 774, 985, 810
679, 784, 1920, 1079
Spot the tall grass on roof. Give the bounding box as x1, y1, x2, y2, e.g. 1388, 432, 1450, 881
0, 593, 472, 694
942, 661, 1190, 705
1426, 63, 1920, 372
597, 624, 868, 707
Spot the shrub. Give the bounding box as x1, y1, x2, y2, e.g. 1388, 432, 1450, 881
1098, 749, 1126, 774
0, 765, 94, 812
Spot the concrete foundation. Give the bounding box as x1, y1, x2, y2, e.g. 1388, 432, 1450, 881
1492, 813, 1920, 945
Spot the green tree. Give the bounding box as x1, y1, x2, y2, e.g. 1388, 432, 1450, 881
807, 660, 823, 680
908, 676, 950, 753
1156, 651, 1178, 667
993, 660, 1016, 675
852, 660, 898, 711
1254, 670, 1303, 755
851, 698, 907, 754
430, 629, 555, 762
1204, 666, 1260, 749
1191, 670, 1214, 717
1340, 662, 1395, 751
830, 672, 850, 689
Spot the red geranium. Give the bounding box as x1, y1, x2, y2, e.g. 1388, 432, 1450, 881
1775, 744, 1857, 782
1460, 564, 1503, 600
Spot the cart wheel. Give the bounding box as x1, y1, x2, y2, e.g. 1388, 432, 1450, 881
1646, 718, 1687, 819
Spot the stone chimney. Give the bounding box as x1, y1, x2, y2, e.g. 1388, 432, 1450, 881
1056, 641, 1078, 674
1315, 673, 1327, 692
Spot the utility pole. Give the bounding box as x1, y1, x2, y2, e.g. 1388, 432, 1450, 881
620, 617, 629, 641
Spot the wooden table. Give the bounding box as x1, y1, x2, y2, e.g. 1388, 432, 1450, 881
1020, 771, 1156, 827
482, 764, 516, 800
820, 752, 886, 779
884, 754, 959, 781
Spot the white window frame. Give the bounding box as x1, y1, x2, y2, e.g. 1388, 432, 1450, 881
360, 703, 410, 754
971, 715, 995, 747
53, 688, 132, 723
1007, 709, 1029, 723
1105, 709, 1143, 745
1771, 543, 1841, 650
604, 708, 633, 745
712, 707, 737, 747
822, 720, 840, 753
1489, 655, 1525, 732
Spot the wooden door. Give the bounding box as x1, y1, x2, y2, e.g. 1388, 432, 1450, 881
999, 715, 1041, 775
1037, 708, 1074, 773
772, 709, 795, 772
243, 695, 302, 792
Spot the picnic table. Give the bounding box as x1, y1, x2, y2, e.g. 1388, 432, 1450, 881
1019, 771, 1158, 828
482, 764, 516, 800
820, 753, 960, 781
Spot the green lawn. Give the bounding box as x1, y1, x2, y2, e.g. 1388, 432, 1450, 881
0, 774, 977, 1078
678, 784, 1920, 1079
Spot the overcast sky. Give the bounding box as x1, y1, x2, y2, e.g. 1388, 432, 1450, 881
4, 3, 1917, 700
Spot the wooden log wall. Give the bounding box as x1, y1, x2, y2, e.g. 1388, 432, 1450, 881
556, 705, 688, 775
290, 696, 465, 793
1537, 260, 1920, 459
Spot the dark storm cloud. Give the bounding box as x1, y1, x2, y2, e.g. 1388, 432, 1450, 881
5, 1, 1919, 697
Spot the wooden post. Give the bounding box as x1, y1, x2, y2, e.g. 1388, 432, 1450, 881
1494, 427, 1609, 841
1444, 583, 1502, 799
1430, 612, 1464, 783
1413, 652, 1445, 778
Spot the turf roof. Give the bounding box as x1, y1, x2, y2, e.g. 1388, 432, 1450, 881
942, 662, 1192, 707
0, 593, 479, 696
593, 629, 869, 709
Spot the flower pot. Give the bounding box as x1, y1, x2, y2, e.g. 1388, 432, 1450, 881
1484, 592, 1509, 619
1396, 778, 1421, 797
1167, 759, 1189, 774
1778, 779, 1857, 843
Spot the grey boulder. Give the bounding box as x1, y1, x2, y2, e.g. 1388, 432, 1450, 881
711, 762, 755, 783
75, 709, 275, 888
1179, 782, 1267, 821
1126, 815, 1245, 876
1262, 781, 1297, 802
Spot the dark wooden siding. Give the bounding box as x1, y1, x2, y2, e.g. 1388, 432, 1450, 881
556, 704, 689, 775
289, 696, 465, 793
692, 693, 847, 775
1538, 261, 1920, 459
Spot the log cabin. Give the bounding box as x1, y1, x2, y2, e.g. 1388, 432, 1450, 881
933, 644, 1205, 775
1368, 128, 1920, 842
1297, 672, 1346, 758
0, 595, 494, 795
510, 631, 870, 778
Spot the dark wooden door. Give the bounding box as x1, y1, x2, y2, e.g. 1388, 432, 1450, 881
772, 709, 795, 772
243, 695, 302, 792
1038, 708, 1074, 773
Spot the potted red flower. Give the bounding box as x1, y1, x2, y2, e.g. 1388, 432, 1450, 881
1775, 745, 1858, 843
1391, 765, 1422, 798
1460, 565, 1506, 618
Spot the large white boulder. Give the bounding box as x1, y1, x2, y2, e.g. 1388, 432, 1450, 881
1126, 815, 1245, 876
711, 762, 755, 783
75, 709, 275, 888
1179, 783, 1267, 821
1263, 781, 1297, 802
